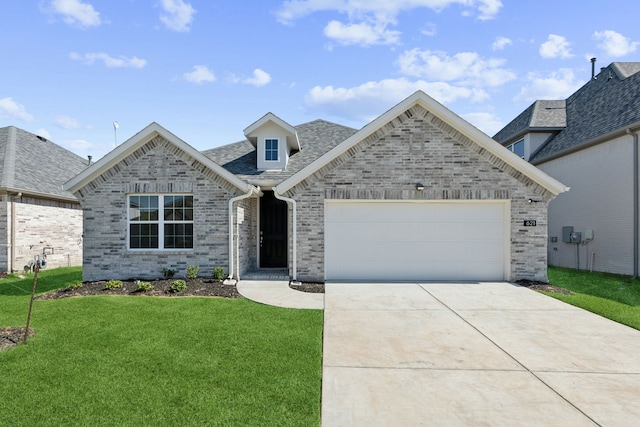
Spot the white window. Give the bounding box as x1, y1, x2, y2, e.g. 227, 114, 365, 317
128, 194, 193, 250
507, 139, 525, 158
265, 138, 279, 161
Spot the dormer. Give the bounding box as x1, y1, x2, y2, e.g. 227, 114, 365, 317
244, 113, 300, 171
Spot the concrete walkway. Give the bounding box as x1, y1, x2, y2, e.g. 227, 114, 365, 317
323, 282, 640, 426
236, 280, 324, 309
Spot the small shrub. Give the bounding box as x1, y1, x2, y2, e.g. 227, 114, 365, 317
162, 268, 176, 278
186, 265, 199, 279
105, 280, 123, 290
212, 266, 226, 280
68, 281, 83, 290
135, 281, 154, 292
169, 279, 187, 293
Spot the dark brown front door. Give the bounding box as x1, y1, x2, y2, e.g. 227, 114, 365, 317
260, 191, 288, 268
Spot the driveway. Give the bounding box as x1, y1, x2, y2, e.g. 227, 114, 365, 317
322, 282, 640, 426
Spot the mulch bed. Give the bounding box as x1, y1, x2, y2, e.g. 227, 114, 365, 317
289, 282, 325, 293
0, 327, 34, 351
515, 279, 573, 295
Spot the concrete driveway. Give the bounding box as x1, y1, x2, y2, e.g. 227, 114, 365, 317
322, 282, 640, 426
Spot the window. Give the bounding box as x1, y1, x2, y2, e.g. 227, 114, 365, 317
507, 139, 525, 159
129, 194, 193, 250
265, 138, 279, 161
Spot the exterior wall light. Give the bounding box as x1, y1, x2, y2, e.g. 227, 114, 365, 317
528, 198, 540, 203
416, 183, 425, 191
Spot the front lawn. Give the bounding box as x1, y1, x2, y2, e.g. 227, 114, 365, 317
546, 266, 640, 330
0, 268, 323, 426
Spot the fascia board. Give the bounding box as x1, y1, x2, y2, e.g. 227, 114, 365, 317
276, 91, 569, 196
64, 122, 250, 194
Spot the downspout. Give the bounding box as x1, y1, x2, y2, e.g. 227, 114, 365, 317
628, 129, 639, 278
9, 192, 21, 273
228, 187, 259, 281
273, 189, 297, 281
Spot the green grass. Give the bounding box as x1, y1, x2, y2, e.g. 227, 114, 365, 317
546, 266, 640, 330
0, 268, 323, 426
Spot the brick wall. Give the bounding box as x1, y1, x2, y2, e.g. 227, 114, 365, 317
287, 105, 553, 282
75, 136, 243, 282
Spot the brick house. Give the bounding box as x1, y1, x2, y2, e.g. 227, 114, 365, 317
0, 126, 87, 272
65, 91, 567, 283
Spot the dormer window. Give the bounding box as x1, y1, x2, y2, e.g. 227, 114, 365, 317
507, 139, 525, 159
265, 139, 279, 161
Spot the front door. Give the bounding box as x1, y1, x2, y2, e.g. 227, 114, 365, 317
260, 191, 288, 268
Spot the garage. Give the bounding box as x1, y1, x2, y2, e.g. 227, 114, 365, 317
324, 200, 509, 281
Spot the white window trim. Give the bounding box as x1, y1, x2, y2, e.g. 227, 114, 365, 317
264, 138, 280, 162
127, 193, 194, 252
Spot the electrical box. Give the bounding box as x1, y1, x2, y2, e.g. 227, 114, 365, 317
570, 232, 582, 243
562, 226, 574, 243
584, 229, 594, 241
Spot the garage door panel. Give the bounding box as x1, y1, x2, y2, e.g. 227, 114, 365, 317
325, 201, 508, 281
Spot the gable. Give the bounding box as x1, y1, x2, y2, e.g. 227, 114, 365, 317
65, 122, 252, 197
277, 91, 568, 197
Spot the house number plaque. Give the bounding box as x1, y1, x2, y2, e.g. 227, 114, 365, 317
524, 220, 537, 226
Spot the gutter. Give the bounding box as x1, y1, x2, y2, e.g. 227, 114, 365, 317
273, 189, 297, 281
227, 186, 260, 281
628, 129, 639, 278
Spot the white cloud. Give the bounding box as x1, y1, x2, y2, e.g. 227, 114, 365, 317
515, 68, 585, 102
47, 0, 101, 28
594, 30, 639, 57
69, 52, 147, 68
462, 112, 504, 136
55, 115, 91, 129
243, 69, 272, 87
492, 36, 512, 51
0, 97, 34, 122
276, 0, 501, 46
159, 0, 196, 32
421, 23, 437, 37
306, 78, 488, 122
183, 65, 216, 84
397, 49, 515, 87
324, 20, 401, 46
539, 34, 573, 59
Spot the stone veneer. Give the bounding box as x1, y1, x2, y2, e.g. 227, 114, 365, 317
285, 105, 554, 282
74, 136, 245, 282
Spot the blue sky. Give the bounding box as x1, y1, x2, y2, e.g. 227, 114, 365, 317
1, 0, 639, 160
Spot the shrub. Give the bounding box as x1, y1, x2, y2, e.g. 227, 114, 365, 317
212, 266, 226, 280
169, 279, 187, 293
135, 281, 154, 292
186, 265, 199, 279
162, 268, 176, 278
105, 280, 123, 290
68, 281, 83, 290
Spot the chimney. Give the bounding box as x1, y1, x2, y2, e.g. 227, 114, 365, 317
591, 57, 597, 80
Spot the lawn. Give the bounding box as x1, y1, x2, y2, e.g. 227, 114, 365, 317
0, 267, 324, 426
547, 266, 640, 330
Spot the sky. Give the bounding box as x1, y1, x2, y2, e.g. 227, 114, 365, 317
1, 0, 639, 161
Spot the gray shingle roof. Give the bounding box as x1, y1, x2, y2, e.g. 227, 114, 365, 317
0, 126, 88, 199
202, 119, 357, 185
495, 62, 640, 163
493, 100, 566, 144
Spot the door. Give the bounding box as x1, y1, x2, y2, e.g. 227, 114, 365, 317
260, 191, 288, 268
324, 200, 509, 281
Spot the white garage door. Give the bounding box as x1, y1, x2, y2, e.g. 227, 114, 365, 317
324, 201, 509, 281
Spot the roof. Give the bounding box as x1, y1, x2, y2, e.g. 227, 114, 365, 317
495, 62, 640, 164
203, 119, 357, 186
493, 100, 566, 144
276, 91, 569, 196
243, 112, 301, 152
64, 122, 253, 194
0, 126, 87, 201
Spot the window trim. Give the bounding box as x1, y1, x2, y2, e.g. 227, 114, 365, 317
127, 193, 194, 252
264, 138, 279, 162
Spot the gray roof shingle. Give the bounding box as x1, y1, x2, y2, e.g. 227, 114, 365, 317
202, 119, 357, 185
0, 126, 88, 199
493, 100, 566, 144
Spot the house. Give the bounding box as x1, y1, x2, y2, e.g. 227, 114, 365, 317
64, 91, 567, 283
0, 126, 88, 272
494, 62, 640, 277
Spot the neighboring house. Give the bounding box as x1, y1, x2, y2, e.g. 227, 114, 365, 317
64, 91, 567, 283
0, 126, 88, 272
494, 61, 640, 276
